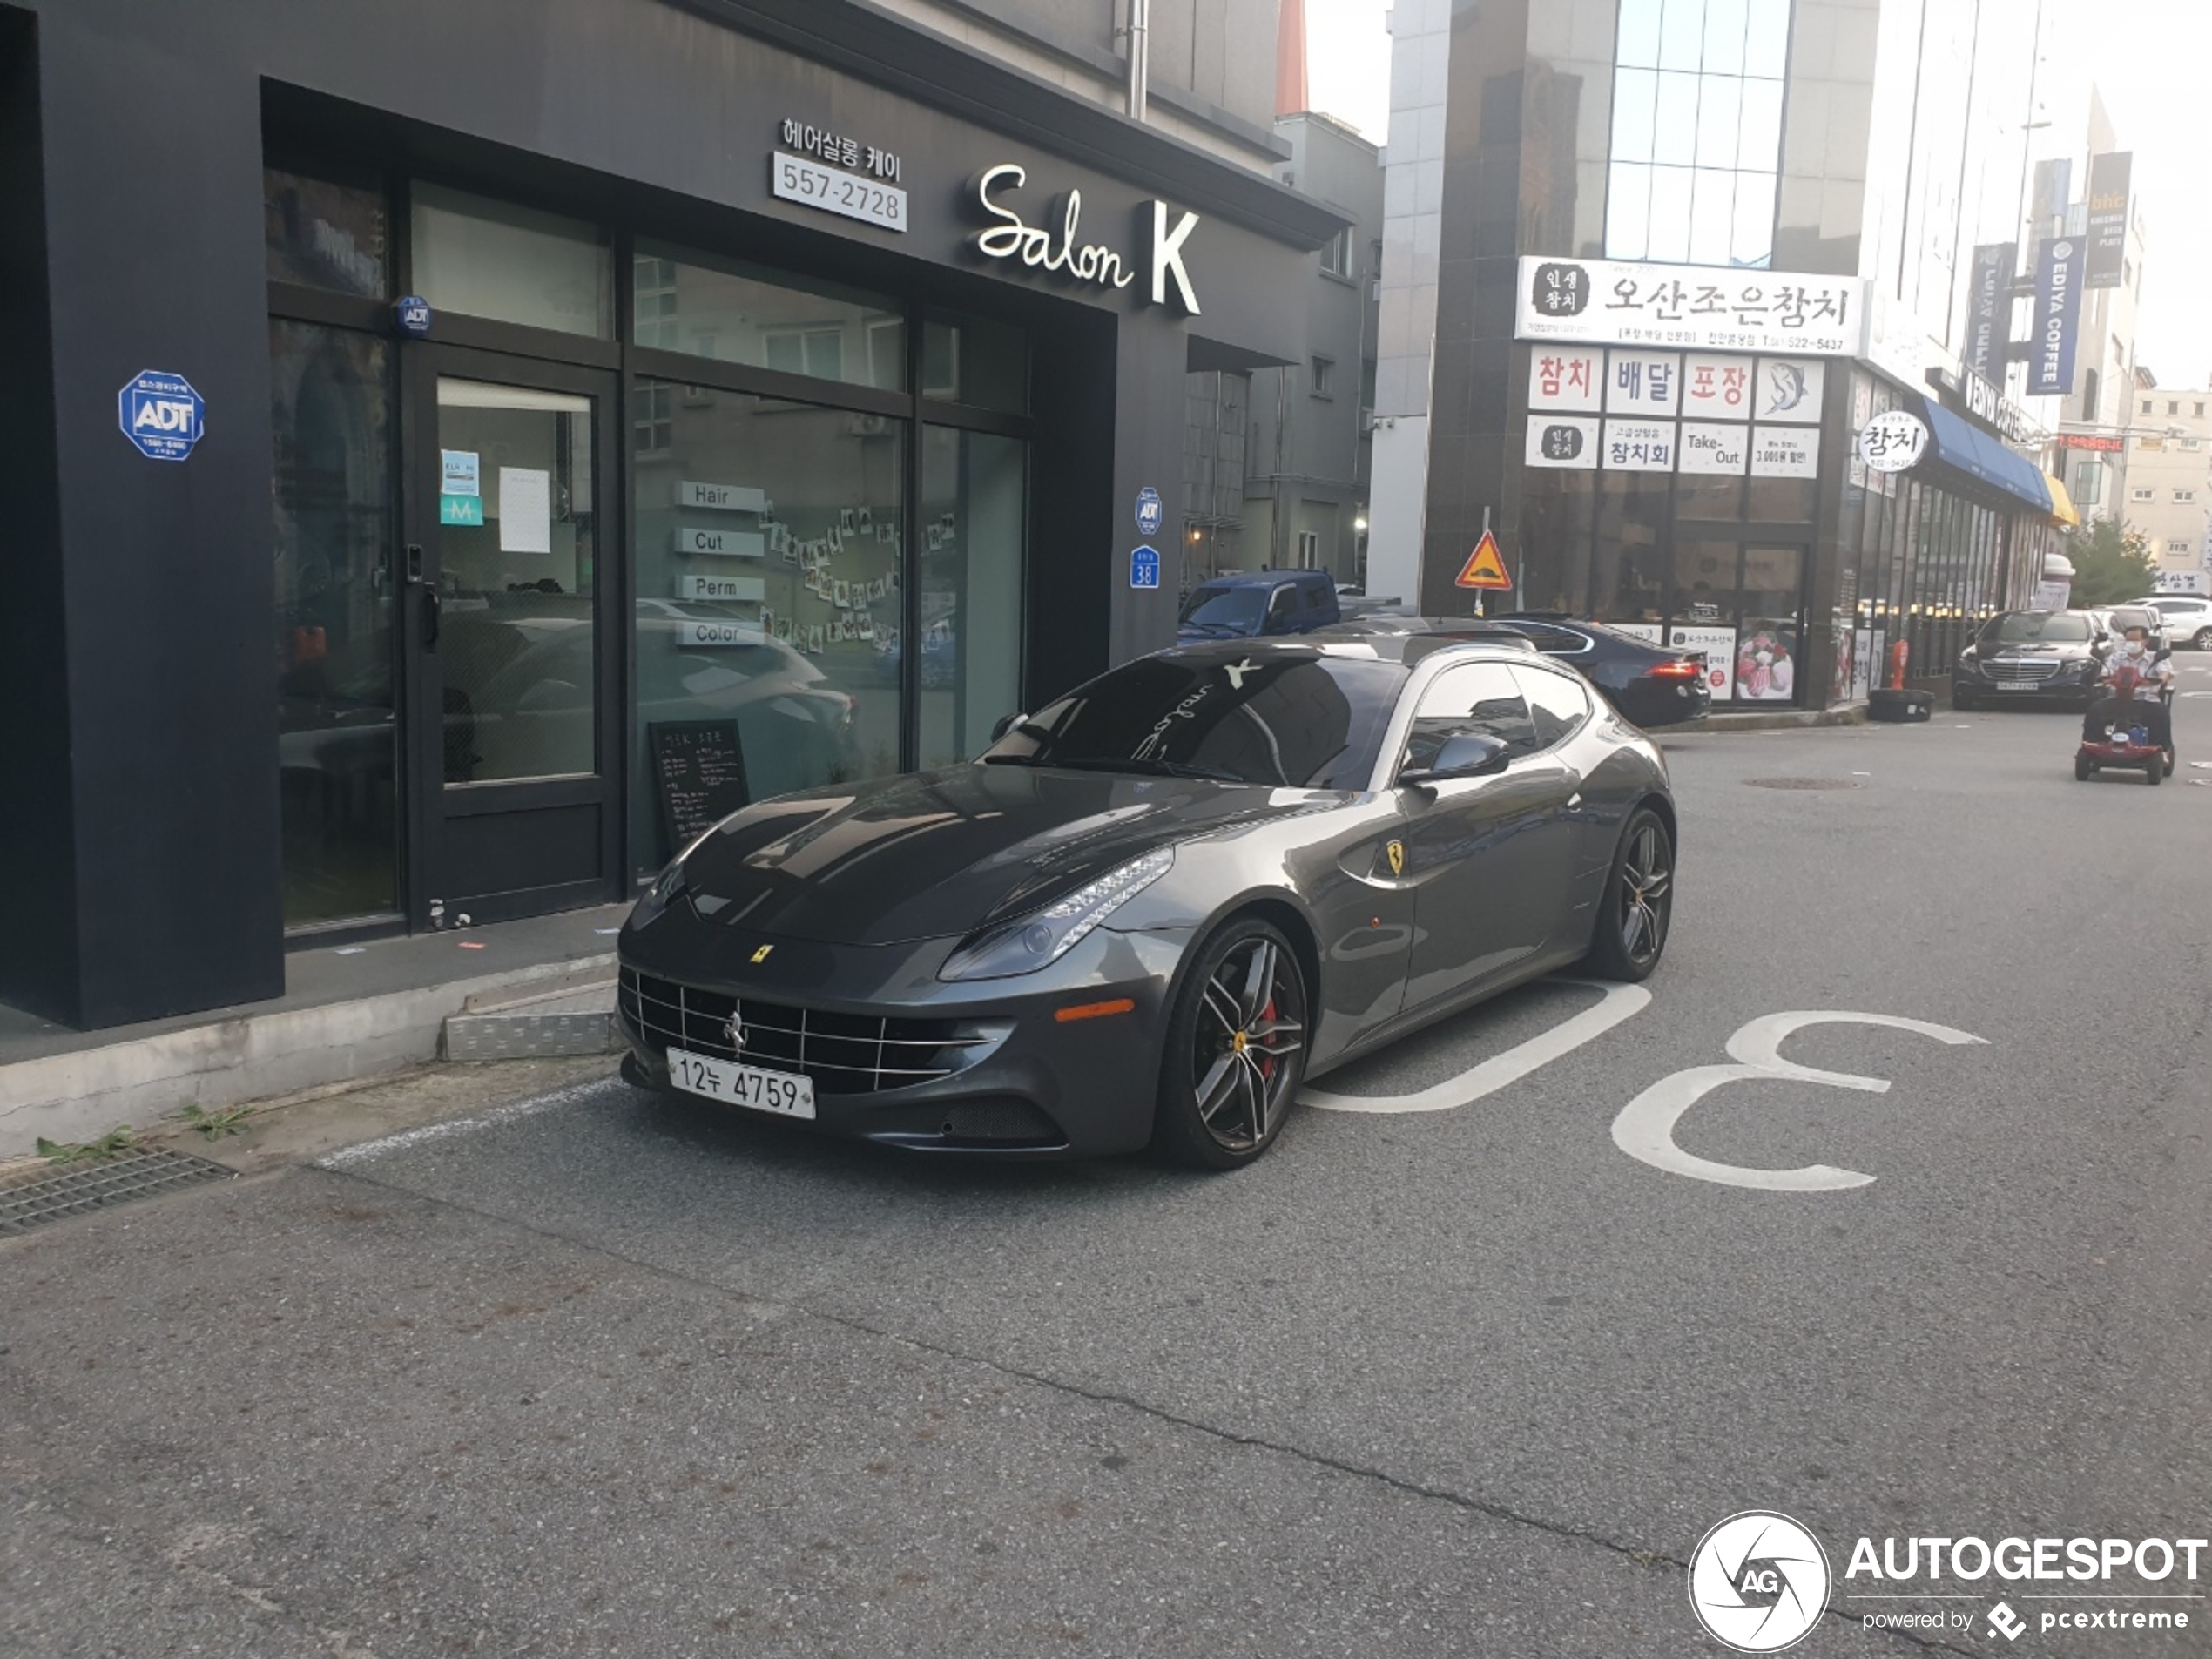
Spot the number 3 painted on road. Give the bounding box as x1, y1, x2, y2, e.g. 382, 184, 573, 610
1609, 1011, 1987, 1191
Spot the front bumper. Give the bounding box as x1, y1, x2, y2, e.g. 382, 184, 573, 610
1954, 664, 2097, 704
615, 914, 1188, 1158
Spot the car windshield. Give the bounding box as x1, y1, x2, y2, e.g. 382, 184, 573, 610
983, 652, 1406, 789
1178, 586, 1264, 630
2106, 608, 2155, 631
1980, 612, 2091, 644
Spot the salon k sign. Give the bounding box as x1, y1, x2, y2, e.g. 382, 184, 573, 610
972, 164, 1202, 314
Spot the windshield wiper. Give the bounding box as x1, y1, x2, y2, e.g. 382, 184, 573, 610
1045, 756, 1249, 783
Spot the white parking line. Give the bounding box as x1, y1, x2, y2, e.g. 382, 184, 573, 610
316, 1076, 619, 1168
1303, 980, 1651, 1115
1610, 1010, 1987, 1190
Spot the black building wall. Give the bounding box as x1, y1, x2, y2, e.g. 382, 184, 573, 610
5, 0, 1341, 1028
0, 5, 77, 1023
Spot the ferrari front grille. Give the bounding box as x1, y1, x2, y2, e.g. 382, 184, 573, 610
619, 968, 989, 1096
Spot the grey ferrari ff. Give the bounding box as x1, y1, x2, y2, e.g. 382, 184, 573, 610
617, 636, 1676, 1169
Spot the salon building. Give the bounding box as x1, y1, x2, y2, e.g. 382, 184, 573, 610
1368, 0, 2075, 710
0, 0, 1350, 1028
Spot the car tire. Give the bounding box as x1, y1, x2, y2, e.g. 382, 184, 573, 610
2074, 755, 2093, 781
1150, 917, 1310, 1171
2147, 758, 2164, 786
1584, 807, 1674, 983
2195, 627, 2212, 651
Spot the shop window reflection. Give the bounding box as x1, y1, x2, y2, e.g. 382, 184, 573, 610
271, 321, 398, 927
632, 241, 904, 391
628, 380, 902, 873
919, 428, 1028, 769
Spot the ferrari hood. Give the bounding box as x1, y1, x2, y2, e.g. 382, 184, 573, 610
665, 764, 1296, 947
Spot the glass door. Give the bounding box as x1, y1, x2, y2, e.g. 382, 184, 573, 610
402, 348, 621, 926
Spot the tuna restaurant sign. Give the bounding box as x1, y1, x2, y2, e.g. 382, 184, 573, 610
972, 164, 1202, 314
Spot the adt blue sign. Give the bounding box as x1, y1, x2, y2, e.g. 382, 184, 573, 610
395, 294, 434, 337
1135, 485, 1163, 537
1130, 543, 1162, 590
118, 370, 206, 462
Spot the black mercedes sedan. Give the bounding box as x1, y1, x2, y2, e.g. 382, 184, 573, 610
617, 637, 1676, 1169
1952, 610, 2107, 710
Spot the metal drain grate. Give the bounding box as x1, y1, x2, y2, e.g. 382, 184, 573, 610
1743, 777, 1862, 791
0, 1146, 237, 1237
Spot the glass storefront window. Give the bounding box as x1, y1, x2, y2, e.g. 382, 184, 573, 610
1593, 472, 1670, 623
919, 428, 1028, 768
266, 170, 388, 298
435, 379, 600, 785
272, 320, 398, 927
632, 241, 905, 390
923, 310, 1029, 413
411, 184, 612, 338
1519, 469, 1596, 612
628, 380, 902, 873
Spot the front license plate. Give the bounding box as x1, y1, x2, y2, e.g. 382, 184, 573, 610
1995, 681, 2038, 691
667, 1047, 816, 1120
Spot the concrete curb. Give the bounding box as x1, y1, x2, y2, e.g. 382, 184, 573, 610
1689, 705, 1871, 732
0, 954, 616, 1158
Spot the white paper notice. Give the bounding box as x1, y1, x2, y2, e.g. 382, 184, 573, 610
498, 467, 551, 554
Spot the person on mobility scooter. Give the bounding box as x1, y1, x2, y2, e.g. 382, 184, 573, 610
2075, 622, 2175, 783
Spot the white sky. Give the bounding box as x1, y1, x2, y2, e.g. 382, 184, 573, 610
1303, 0, 2212, 388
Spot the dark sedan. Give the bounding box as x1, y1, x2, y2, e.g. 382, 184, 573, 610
617, 637, 1677, 1169
1952, 610, 2107, 710
1323, 613, 1711, 727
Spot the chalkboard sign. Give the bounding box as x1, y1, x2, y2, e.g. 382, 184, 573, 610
647, 720, 751, 858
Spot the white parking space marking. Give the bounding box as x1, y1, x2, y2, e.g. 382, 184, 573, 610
1303, 981, 1651, 1115
316, 1077, 616, 1169
1610, 1011, 1987, 1190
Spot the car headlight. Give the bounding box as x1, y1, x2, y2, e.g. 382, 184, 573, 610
939, 847, 1176, 981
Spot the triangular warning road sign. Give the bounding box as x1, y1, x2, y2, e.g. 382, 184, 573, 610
1455, 529, 1512, 590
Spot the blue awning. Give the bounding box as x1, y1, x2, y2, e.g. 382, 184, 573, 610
1916, 397, 2052, 513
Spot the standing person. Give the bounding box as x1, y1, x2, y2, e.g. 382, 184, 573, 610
2081, 623, 2175, 759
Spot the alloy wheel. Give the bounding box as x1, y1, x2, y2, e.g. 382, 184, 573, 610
1619, 819, 1673, 968
1189, 934, 1306, 1153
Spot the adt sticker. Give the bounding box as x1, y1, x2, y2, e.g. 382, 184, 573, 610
1135, 485, 1163, 537
1130, 544, 1162, 590
118, 370, 206, 462
395, 295, 434, 336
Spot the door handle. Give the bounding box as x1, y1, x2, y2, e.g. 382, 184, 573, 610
421, 584, 441, 649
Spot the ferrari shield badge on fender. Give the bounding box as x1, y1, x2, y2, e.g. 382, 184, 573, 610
750, 944, 774, 964
1386, 840, 1406, 879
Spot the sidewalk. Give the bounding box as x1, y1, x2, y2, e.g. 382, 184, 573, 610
0, 905, 630, 1160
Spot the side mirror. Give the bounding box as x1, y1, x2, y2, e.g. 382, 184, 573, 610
1399, 731, 1513, 786
988, 711, 1028, 743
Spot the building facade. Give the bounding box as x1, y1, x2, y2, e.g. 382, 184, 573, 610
0, 0, 1349, 1028
1370, 0, 2094, 707
2117, 388, 2212, 589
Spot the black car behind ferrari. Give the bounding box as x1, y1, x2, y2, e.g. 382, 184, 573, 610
617, 637, 1676, 1168
1319, 615, 1711, 726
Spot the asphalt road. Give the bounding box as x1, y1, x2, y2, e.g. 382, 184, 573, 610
5, 672, 2210, 1659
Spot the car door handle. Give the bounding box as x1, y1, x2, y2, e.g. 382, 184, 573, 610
421, 585, 441, 649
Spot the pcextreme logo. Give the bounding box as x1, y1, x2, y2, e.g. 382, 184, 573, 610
1688, 1512, 1831, 1652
